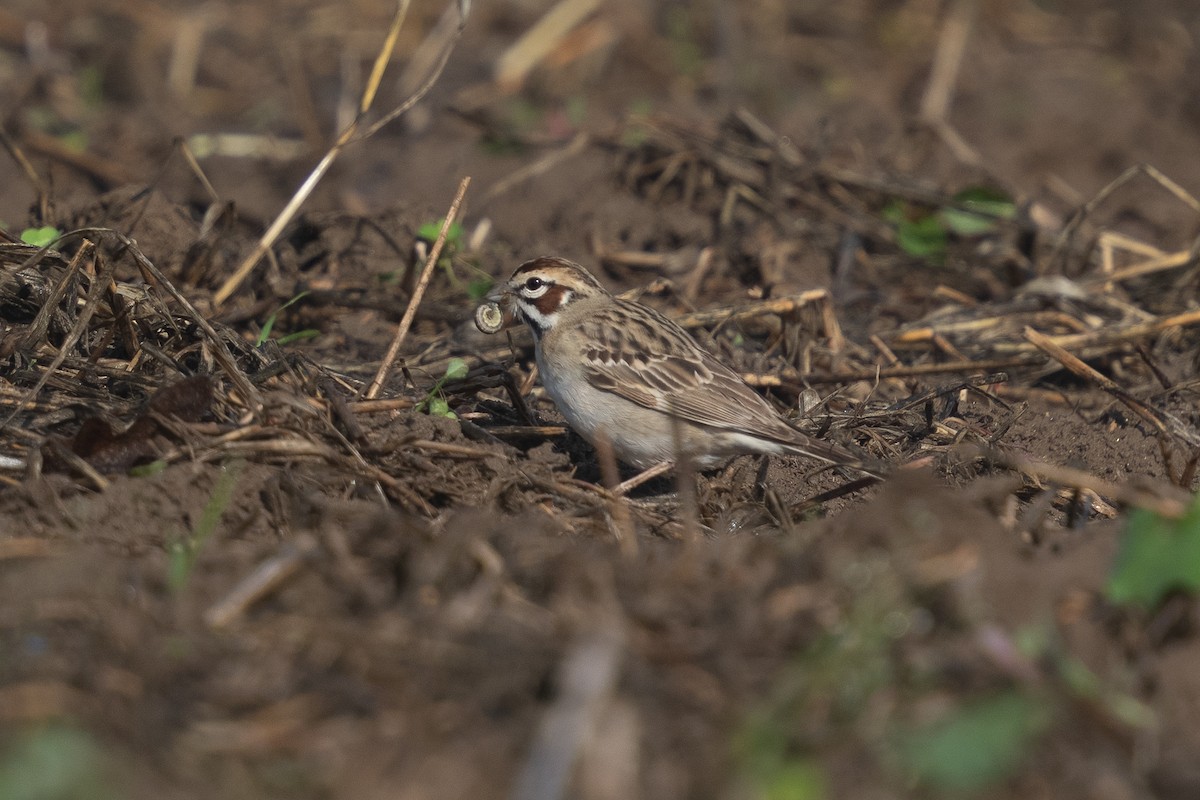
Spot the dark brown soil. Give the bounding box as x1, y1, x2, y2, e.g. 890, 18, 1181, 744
2, 2, 1200, 799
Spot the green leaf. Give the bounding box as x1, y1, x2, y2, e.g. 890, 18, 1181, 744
276, 329, 320, 345
896, 215, 947, 258
166, 539, 191, 592
256, 316, 278, 346
427, 396, 456, 419
1108, 494, 1200, 609
444, 357, 469, 381
763, 761, 827, 800
417, 219, 465, 247
129, 459, 167, 477
58, 131, 89, 152
954, 186, 1017, 218
78, 65, 105, 109
939, 207, 999, 236
940, 188, 1016, 236
168, 460, 244, 592
882, 201, 948, 258
1056, 647, 1157, 729
0, 725, 115, 800
256, 291, 311, 346
880, 200, 907, 225
566, 95, 587, 126
467, 278, 494, 301
899, 692, 1050, 792
19, 226, 60, 248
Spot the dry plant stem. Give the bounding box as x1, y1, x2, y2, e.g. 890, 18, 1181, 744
1022, 326, 1167, 435
1051, 163, 1200, 271
485, 425, 568, 437
212, 0, 465, 306
365, 175, 471, 399
0, 129, 49, 218
932, 332, 969, 361
932, 284, 978, 307
20, 128, 132, 187
166, 10, 207, 97
612, 460, 674, 496
21, 240, 93, 351
115, 230, 262, 409
899, 308, 1103, 342
1083, 249, 1194, 285
918, 0, 981, 165
494, 0, 602, 92
347, 398, 415, 413
318, 377, 364, 441
0, 538, 56, 560
870, 334, 901, 366
790, 475, 879, 515
742, 355, 1045, 388
668, 413, 702, 540
992, 308, 1200, 355
44, 440, 109, 491
175, 432, 434, 514
0, 241, 108, 432
509, 625, 624, 800
204, 536, 319, 629
176, 137, 221, 204
355, 1, 469, 141
920, 0, 975, 122
317, 408, 389, 507
673, 290, 834, 329
994, 450, 1189, 519
408, 438, 495, 458
482, 132, 589, 204
594, 433, 637, 555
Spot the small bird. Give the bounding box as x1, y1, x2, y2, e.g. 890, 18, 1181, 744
491, 256, 877, 474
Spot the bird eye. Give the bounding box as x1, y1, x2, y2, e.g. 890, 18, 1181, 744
524, 277, 545, 292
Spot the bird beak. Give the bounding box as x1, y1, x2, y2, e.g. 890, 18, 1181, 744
481, 280, 519, 330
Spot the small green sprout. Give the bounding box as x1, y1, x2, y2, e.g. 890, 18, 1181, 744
413, 221, 494, 303
256, 291, 316, 346
20, 226, 61, 248
566, 95, 587, 127
0, 724, 116, 800
883, 203, 947, 259
78, 65, 105, 110
418, 218, 478, 292
276, 329, 320, 345
940, 187, 1017, 235
129, 459, 168, 478
416, 357, 469, 419
621, 99, 654, 148
898, 692, 1051, 792
884, 187, 1017, 261
417, 218, 465, 262
1108, 493, 1200, 609
467, 277, 494, 302
167, 460, 244, 592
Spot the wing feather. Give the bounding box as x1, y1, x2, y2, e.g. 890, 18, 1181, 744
579, 302, 801, 443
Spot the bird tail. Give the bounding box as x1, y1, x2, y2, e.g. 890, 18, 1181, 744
778, 433, 889, 479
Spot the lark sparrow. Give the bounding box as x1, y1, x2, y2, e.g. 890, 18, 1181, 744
489, 256, 876, 473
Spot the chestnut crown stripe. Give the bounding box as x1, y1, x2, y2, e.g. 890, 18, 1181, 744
511, 256, 607, 293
